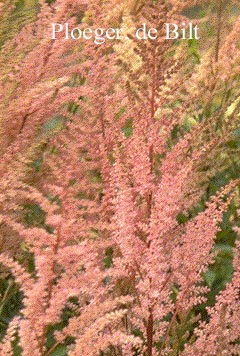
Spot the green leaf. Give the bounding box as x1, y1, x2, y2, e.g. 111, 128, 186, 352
43, 116, 66, 133
104, 247, 114, 268
49, 344, 67, 356
204, 270, 216, 288
122, 118, 133, 138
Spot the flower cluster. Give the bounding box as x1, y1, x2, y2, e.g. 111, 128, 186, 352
0, 1, 239, 355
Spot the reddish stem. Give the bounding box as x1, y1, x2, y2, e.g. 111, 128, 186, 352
146, 308, 154, 356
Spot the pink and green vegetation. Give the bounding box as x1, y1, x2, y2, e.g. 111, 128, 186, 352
0, 0, 239, 355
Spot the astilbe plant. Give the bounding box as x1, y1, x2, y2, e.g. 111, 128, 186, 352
0, 1, 239, 355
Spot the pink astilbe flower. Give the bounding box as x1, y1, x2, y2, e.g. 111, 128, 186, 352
182, 241, 240, 356
0, 1, 239, 356
0, 316, 20, 356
